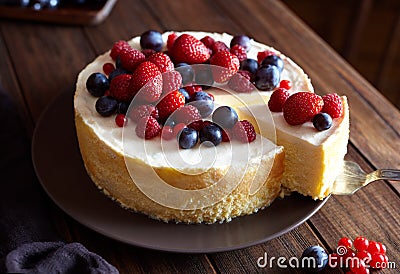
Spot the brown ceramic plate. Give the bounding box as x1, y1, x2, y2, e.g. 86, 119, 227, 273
32, 91, 329, 253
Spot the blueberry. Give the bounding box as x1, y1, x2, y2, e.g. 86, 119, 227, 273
260, 55, 284, 72
178, 128, 198, 149
212, 106, 238, 129
240, 58, 258, 75
189, 92, 214, 117
301, 246, 328, 272
175, 63, 194, 84
86, 73, 109, 97
115, 56, 123, 69
95, 96, 118, 117
230, 34, 251, 52
199, 124, 222, 147
254, 65, 280, 91
140, 30, 163, 52
312, 113, 332, 131
178, 88, 190, 103
108, 68, 129, 82
195, 67, 214, 89
117, 101, 129, 115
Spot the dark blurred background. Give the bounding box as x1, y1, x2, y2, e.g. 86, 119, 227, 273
282, 0, 400, 109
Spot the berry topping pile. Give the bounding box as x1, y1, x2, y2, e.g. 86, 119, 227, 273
85, 31, 261, 149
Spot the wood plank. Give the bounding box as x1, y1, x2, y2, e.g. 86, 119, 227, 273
0, 22, 95, 123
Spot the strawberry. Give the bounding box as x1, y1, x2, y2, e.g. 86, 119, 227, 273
147, 52, 174, 73
174, 105, 202, 125
109, 74, 134, 102
322, 93, 343, 118
171, 34, 210, 64
119, 47, 146, 72
110, 40, 131, 60
257, 50, 275, 63
268, 88, 290, 112
162, 70, 182, 94
210, 50, 240, 83
230, 44, 247, 62
211, 41, 229, 55
167, 33, 178, 52
156, 90, 185, 121
130, 104, 159, 122
232, 120, 256, 143
135, 116, 161, 139
283, 92, 324, 125
227, 70, 254, 93
130, 61, 163, 103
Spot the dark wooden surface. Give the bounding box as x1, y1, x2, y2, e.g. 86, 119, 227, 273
1, 0, 399, 273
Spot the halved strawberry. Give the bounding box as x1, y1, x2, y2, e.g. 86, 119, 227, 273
171, 34, 210, 64
210, 50, 240, 83
147, 52, 174, 73
130, 61, 163, 103
283, 92, 324, 125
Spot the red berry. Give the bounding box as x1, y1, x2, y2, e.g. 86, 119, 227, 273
167, 33, 178, 52
268, 88, 290, 112
230, 44, 247, 62
135, 116, 161, 139
110, 40, 130, 60
211, 41, 229, 54
173, 123, 186, 137
115, 114, 127, 127
210, 50, 240, 83
119, 47, 146, 71
279, 79, 292, 90
184, 83, 202, 96
208, 93, 214, 101
227, 70, 254, 93
156, 90, 185, 121
130, 61, 163, 103
370, 252, 386, 269
338, 237, 353, 249
141, 49, 156, 58
283, 92, 323, 125
174, 105, 202, 125
109, 74, 134, 102
354, 236, 369, 252
378, 242, 386, 254
162, 70, 182, 94
161, 126, 174, 140
232, 120, 256, 143
147, 52, 174, 73
356, 250, 372, 263
257, 50, 275, 63
200, 35, 215, 49
367, 241, 381, 254
171, 34, 210, 64
130, 104, 159, 122
350, 258, 368, 274
103, 62, 115, 75
221, 128, 231, 142
187, 120, 206, 131
322, 93, 343, 119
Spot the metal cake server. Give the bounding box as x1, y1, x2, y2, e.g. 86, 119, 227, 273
332, 161, 400, 195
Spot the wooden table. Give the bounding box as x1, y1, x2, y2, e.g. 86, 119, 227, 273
1, 0, 399, 273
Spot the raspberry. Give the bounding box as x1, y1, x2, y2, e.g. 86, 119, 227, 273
130, 105, 159, 122
171, 34, 210, 64
156, 90, 185, 121
283, 92, 324, 125
109, 74, 134, 102
188, 120, 208, 131
110, 40, 130, 60
174, 105, 202, 125
173, 123, 186, 137
103, 63, 115, 75
115, 114, 127, 127
211, 41, 229, 54
147, 52, 174, 73
200, 35, 215, 49
257, 50, 275, 63
268, 88, 290, 112
162, 70, 182, 94
210, 50, 240, 83
161, 125, 174, 140
322, 93, 343, 118
135, 116, 161, 139
184, 83, 202, 96
227, 70, 254, 93
167, 33, 178, 52
119, 47, 146, 72
130, 61, 163, 103
232, 120, 256, 143
141, 49, 156, 58
230, 44, 247, 62
221, 128, 231, 142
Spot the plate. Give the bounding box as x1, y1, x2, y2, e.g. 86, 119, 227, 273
32, 91, 329, 253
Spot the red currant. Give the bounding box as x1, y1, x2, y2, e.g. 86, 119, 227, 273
367, 241, 381, 254
354, 236, 369, 251
103, 62, 115, 75
350, 258, 368, 274
378, 242, 386, 254
161, 126, 174, 140
115, 114, 127, 127
370, 252, 386, 269
338, 237, 353, 249
356, 250, 371, 263
279, 79, 292, 90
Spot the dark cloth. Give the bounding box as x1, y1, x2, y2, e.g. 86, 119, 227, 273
0, 87, 118, 273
